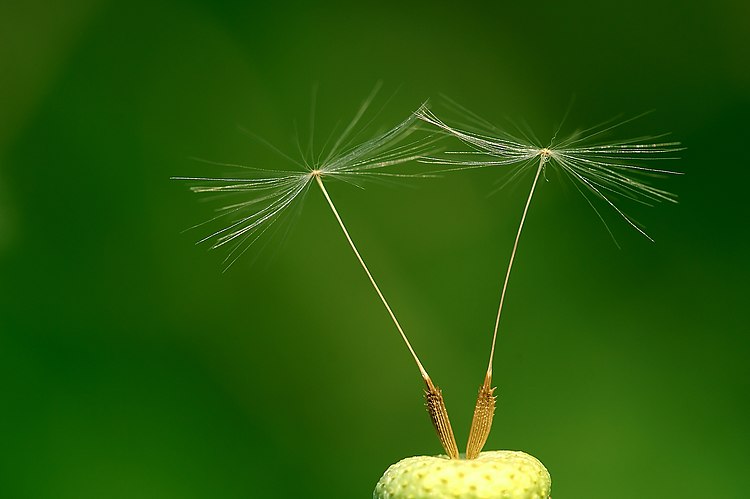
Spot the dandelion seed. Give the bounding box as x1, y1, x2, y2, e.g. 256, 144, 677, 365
416, 102, 683, 458
174, 89, 460, 458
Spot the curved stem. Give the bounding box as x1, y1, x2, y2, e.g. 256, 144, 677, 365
486, 157, 546, 378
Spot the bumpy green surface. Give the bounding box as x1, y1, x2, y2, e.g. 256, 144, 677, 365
373, 450, 551, 499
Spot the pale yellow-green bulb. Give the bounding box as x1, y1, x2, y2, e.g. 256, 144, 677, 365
374, 450, 551, 499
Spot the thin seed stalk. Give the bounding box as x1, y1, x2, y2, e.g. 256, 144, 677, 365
466, 156, 546, 459
314, 173, 460, 459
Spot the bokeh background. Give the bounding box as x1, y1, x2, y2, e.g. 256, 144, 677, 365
1, 0, 748, 497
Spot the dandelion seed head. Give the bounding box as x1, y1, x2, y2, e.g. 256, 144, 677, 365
174, 88, 439, 270
415, 102, 683, 244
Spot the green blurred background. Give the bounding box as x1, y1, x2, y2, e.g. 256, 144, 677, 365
1, 0, 748, 497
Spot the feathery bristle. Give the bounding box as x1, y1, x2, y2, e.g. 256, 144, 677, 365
415, 102, 683, 244
174, 98, 438, 271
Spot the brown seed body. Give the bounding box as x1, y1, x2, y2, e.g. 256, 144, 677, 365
466, 375, 497, 459
424, 379, 460, 460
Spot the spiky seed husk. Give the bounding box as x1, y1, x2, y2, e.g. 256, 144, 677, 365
466, 375, 497, 459
425, 381, 459, 460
